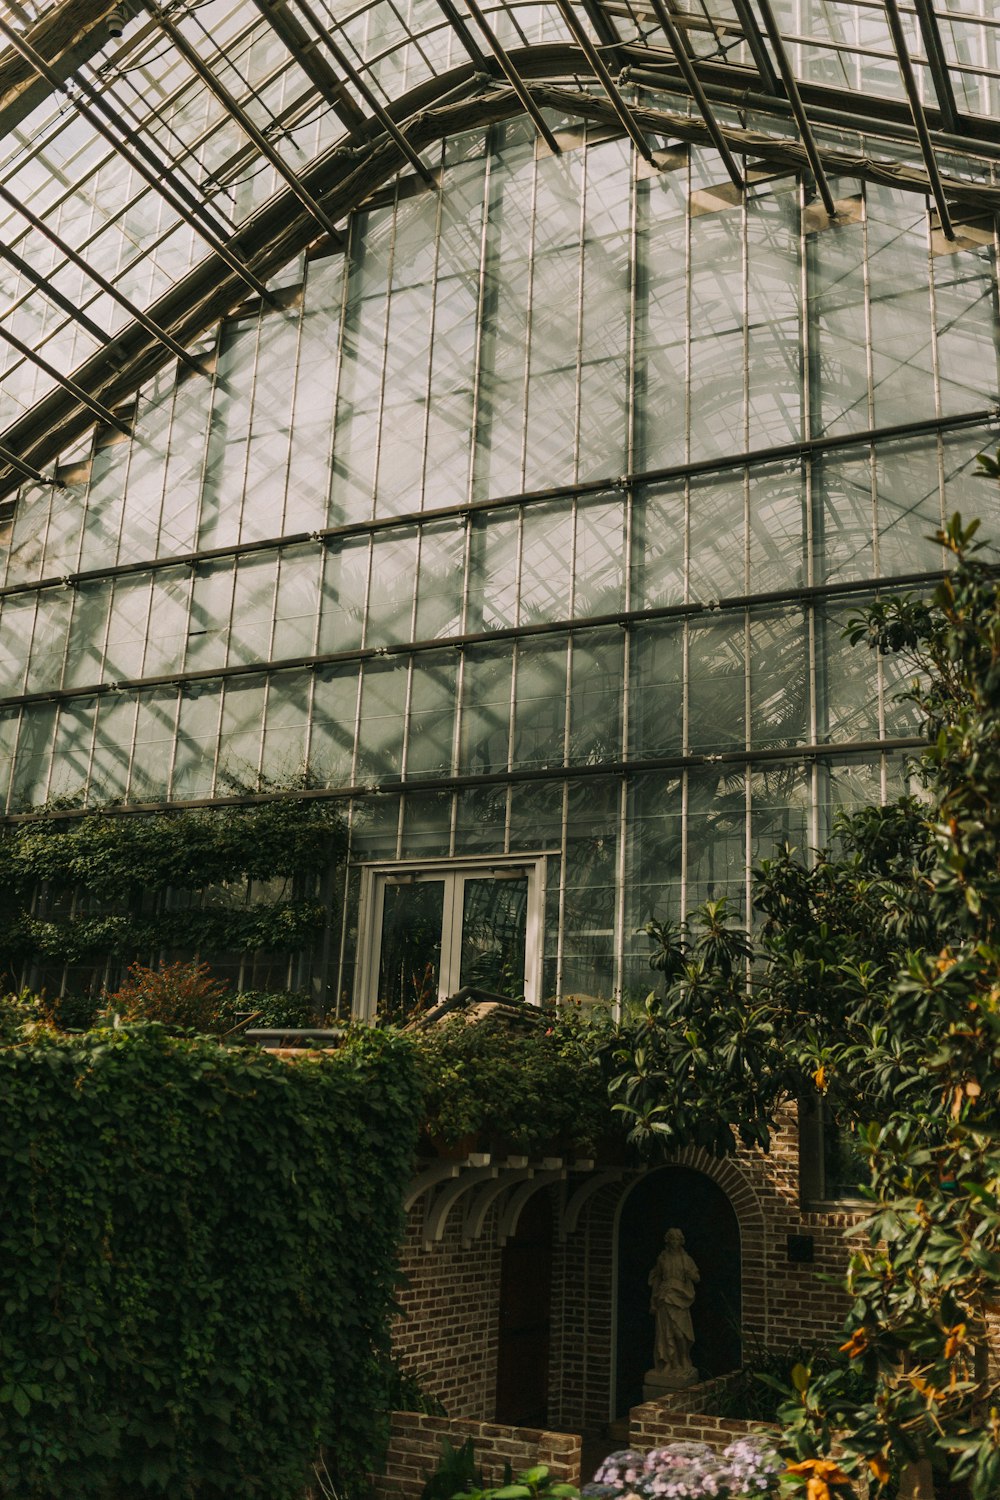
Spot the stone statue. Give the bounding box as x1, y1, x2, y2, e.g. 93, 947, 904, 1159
644, 1226, 699, 1395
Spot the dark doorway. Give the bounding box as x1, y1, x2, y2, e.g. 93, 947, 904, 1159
495, 1190, 553, 1426
615, 1167, 741, 1416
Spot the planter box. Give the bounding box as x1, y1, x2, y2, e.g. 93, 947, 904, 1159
629, 1373, 761, 1449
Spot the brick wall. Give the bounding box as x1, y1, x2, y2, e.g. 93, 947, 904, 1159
393, 1197, 502, 1418
374, 1412, 582, 1500
392, 1108, 866, 1433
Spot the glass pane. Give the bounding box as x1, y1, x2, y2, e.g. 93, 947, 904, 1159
377, 879, 445, 1020
460, 876, 528, 998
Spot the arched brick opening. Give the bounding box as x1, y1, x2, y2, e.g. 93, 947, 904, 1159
661, 1147, 769, 1342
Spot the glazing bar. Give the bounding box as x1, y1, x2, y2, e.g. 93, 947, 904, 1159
0, 182, 207, 376
882, 0, 956, 238
288, 0, 436, 185
553, 0, 658, 165
462, 0, 563, 154
745, 0, 837, 216
0, 318, 131, 436
151, 3, 344, 248
645, 0, 744, 186
247, 0, 367, 133
913, 0, 959, 134
0, 15, 276, 303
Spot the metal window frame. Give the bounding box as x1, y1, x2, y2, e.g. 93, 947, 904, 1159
353, 850, 547, 1018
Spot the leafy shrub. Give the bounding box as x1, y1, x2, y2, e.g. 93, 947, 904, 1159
0, 1023, 421, 1499
215, 988, 320, 1031
414, 1004, 619, 1154
107, 959, 231, 1032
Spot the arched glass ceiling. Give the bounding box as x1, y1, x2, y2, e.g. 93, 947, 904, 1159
0, 0, 997, 497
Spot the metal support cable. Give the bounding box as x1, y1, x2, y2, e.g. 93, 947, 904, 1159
884, 0, 956, 238
644, 0, 744, 186
0, 183, 207, 376
553, 0, 656, 165
0, 319, 131, 435
150, 4, 344, 248
0, 15, 277, 303
746, 0, 837, 216
462, 0, 562, 154
913, 0, 959, 134
287, 0, 436, 185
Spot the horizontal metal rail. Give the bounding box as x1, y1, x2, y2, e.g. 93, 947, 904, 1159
0, 565, 958, 713
0, 734, 926, 825
0, 404, 994, 600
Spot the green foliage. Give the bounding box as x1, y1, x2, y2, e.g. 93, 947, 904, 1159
764, 508, 1000, 1498
0, 1023, 422, 1499
413, 1004, 620, 1155
453, 1466, 577, 1500
421, 1437, 489, 1500
610, 899, 785, 1156
215, 988, 320, 1030
0, 795, 346, 978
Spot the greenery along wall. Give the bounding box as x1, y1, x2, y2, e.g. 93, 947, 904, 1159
0, 795, 347, 998
0, 1023, 422, 1500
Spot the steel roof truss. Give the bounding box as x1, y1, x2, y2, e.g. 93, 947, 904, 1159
150, 3, 344, 248
463, 0, 563, 154
554, 0, 657, 165
883, 0, 955, 239
0, 14, 276, 305
645, 0, 743, 186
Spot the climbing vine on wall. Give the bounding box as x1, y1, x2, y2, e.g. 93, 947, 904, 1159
0, 1023, 422, 1499
0, 794, 347, 976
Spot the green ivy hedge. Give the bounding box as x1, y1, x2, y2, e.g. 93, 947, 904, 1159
0, 797, 346, 973
0, 1024, 421, 1499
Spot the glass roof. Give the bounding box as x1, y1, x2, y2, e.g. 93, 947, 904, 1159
0, 0, 997, 494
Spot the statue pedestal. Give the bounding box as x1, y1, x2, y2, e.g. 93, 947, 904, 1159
642, 1365, 699, 1403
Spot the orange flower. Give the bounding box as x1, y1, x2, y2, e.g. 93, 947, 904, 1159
784, 1457, 852, 1499
813, 1064, 827, 1092
943, 1322, 967, 1359
868, 1453, 891, 1485
839, 1328, 868, 1358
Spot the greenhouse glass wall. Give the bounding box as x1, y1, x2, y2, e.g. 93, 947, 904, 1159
0, 1, 998, 1013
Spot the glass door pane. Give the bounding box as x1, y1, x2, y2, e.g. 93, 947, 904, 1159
459, 876, 528, 998
377, 879, 445, 1020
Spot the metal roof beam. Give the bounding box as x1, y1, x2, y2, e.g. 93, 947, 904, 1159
0, 238, 121, 360
645, 0, 744, 186
0, 183, 207, 378
912, 0, 960, 137
0, 0, 122, 138
0, 15, 277, 306
883, 0, 956, 239
246, 0, 367, 136
288, 0, 436, 186
150, 4, 344, 248
432, 0, 489, 71
745, 0, 836, 215
0, 318, 130, 436
463, 0, 563, 154
726, 0, 780, 94
554, 0, 657, 165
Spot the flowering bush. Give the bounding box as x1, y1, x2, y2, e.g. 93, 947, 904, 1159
583, 1438, 780, 1500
